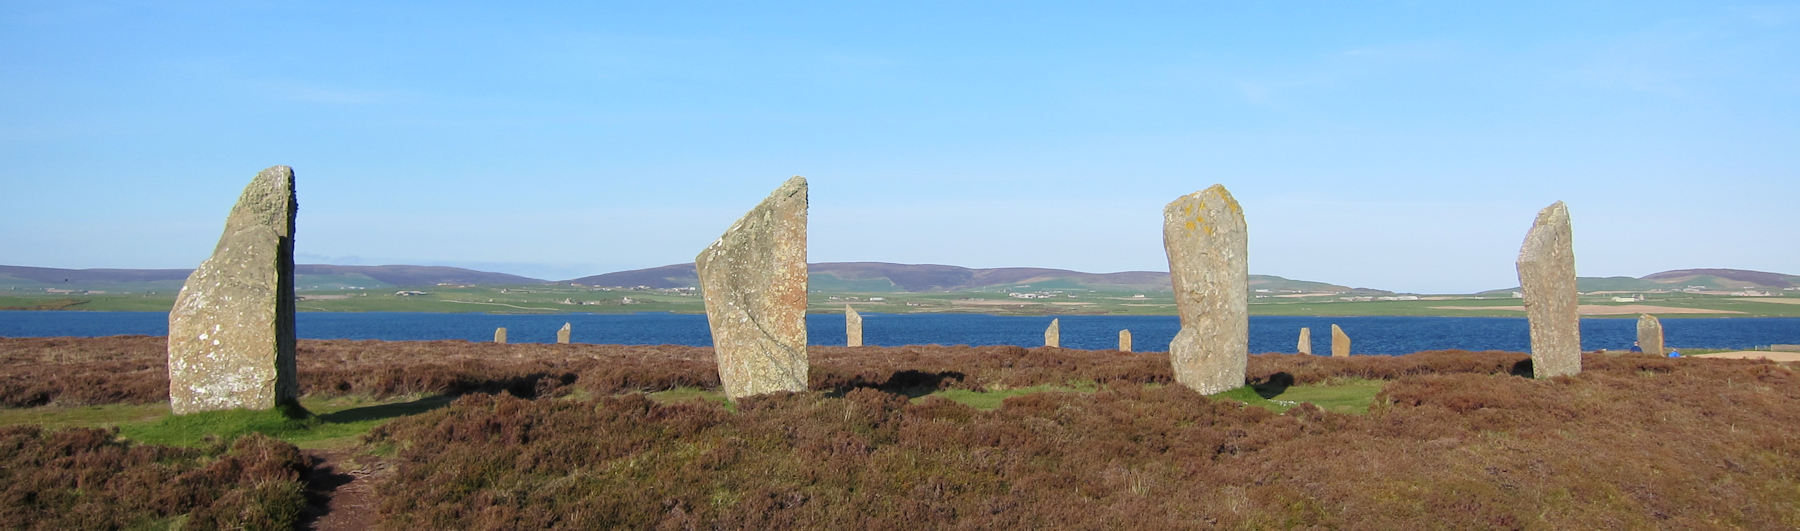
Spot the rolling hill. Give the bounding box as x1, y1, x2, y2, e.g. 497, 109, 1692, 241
1480, 268, 1797, 294
0, 265, 544, 292
566, 262, 1370, 294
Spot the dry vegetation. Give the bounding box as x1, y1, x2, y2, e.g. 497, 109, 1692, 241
1, 336, 1797, 527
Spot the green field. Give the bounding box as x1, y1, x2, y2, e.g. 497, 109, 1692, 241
5, 284, 1799, 318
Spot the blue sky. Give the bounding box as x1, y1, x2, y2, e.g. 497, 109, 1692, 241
3, 2, 1795, 293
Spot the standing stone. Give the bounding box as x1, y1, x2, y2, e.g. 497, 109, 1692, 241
167, 166, 297, 415
556, 322, 571, 344
1297, 327, 1312, 355
845, 305, 863, 347
1044, 318, 1060, 348
1330, 324, 1351, 357
1163, 185, 1248, 394
1119, 329, 1132, 353
1517, 201, 1581, 378
1637, 314, 1665, 357
696, 177, 808, 400
494, 327, 507, 344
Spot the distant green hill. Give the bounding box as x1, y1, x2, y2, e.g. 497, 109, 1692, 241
0, 264, 546, 293
1480, 268, 1797, 294
568, 262, 1368, 294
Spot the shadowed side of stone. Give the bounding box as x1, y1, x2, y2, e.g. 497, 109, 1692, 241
1044, 318, 1060, 348
1517, 201, 1581, 378
1162, 185, 1248, 394
1331, 324, 1351, 357
696, 177, 809, 400
845, 305, 862, 347
167, 165, 297, 415
1637, 314, 1665, 357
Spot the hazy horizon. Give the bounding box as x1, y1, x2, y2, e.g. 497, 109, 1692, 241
4, 3, 1796, 293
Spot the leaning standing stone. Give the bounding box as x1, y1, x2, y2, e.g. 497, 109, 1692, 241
696, 177, 809, 399
494, 327, 507, 344
1119, 329, 1132, 353
1297, 327, 1312, 355
1517, 201, 1581, 378
1044, 318, 1060, 348
1637, 314, 1664, 357
1330, 324, 1351, 357
167, 165, 298, 415
556, 322, 571, 344
845, 305, 863, 347
1162, 185, 1248, 394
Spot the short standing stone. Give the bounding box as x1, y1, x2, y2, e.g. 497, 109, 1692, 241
556, 322, 571, 344
1044, 318, 1060, 348
1163, 185, 1249, 394
1119, 329, 1132, 353
1330, 324, 1351, 357
845, 305, 863, 347
167, 165, 298, 415
494, 327, 507, 344
1517, 201, 1581, 378
696, 177, 809, 400
1637, 314, 1665, 357
1297, 327, 1312, 355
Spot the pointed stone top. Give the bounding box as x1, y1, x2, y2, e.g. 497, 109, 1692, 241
222, 166, 297, 245
845, 304, 859, 317
1518, 201, 1570, 265
560, 322, 571, 331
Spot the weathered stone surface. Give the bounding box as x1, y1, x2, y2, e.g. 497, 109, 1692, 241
1162, 185, 1248, 394
1119, 329, 1132, 353
696, 177, 808, 399
845, 305, 863, 347
1517, 201, 1581, 378
1044, 319, 1060, 348
1330, 324, 1351, 357
1297, 327, 1312, 355
556, 322, 571, 344
1637, 314, 1664, 357
494, 327, 507, 344
167, 166, 297, 415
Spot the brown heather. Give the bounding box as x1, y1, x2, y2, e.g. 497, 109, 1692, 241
4, 336, 1799, 527
0, 426, 307, 529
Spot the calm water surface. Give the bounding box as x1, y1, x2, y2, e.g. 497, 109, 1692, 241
3, 311, 1798, 355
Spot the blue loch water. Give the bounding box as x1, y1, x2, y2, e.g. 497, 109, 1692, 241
2, 311, 1797, 355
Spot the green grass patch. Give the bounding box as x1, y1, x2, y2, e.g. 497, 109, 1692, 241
1216, 378, 1386, 414
922, 381, 1100, 410
1, 394, 455, 449
647, 387, 733, 410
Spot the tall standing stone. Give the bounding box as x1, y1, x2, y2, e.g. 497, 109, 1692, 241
494, 327, 507, 344
167, 166, 297, 415
1119, 329, 1132, 353
1330, 324, 1351, 357
845, 305, 863, 347
1297, 327, 1312, 355
1517, 201, 1581, 378
556, 322, 571, 344
1637, 314, 1665, 357
696, 177, 809, 400
1044, 318, 1060, 348
1163, 185, 1248, 394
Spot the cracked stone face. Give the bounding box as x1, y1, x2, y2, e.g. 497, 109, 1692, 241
1162, 185, 1248, 395
1517, 201, 1581, 378
696, 177, 808, 400
167, 165, 297, 415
